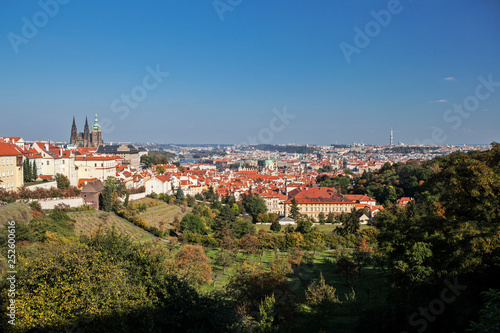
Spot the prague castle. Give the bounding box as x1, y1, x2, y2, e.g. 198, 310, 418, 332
70, 114, 103, 148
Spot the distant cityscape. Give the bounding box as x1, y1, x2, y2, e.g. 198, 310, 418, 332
0, 115, 491, 217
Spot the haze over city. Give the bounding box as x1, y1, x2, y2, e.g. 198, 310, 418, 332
1, 0, 499, 144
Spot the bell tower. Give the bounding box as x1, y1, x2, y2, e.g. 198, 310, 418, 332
91, 113, 103, 147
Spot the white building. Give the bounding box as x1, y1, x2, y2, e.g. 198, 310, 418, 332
74, 156, 117, 182
145, 175, 173, 195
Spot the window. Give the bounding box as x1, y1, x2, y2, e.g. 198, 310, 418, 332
47, 161, 49, 165
1, 159, 3, 166
10, 171, 13, 176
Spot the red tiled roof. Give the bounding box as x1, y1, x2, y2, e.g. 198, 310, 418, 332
343, 194, 376, 202
78, 178, 99, 188
285, 187, 353, 204
75, 156, 117, 161
0, 143, 22, 156
155, 175, 171, 183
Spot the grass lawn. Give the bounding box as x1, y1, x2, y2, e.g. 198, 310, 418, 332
68, 210, 158, 242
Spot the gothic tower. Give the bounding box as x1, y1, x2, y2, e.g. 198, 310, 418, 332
70, 116, 78, 145
91, 113, 103, 147
83, 117, 90, 147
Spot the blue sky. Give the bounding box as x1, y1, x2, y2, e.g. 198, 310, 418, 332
1, 0, 499, 145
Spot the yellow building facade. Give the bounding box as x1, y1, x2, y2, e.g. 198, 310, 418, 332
0, 143, 24, 191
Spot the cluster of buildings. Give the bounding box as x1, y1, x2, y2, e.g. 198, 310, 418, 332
2, 119, 488, 220
143, 166, 385, 221
0, 115, 146, 192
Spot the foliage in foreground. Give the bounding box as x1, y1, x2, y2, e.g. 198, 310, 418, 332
0, 230, 235, 333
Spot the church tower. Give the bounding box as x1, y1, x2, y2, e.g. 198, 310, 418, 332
70, 116, 78, 145
83, 117, 90, 147
91, 113, 103, 147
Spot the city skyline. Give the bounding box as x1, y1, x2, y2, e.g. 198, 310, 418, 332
1, 0, 500, 145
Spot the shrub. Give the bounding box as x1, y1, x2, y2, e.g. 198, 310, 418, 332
306, 272, 341, 315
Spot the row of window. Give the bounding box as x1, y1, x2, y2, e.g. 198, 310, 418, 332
0, 170, 14, 177
1, 158, 14, 166
287, 205, 351, 213
302, 206, 349, 212
1, 182, 14, 189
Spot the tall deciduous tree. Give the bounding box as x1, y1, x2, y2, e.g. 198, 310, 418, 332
175, 244, 212, 285
244, 195, 267, 222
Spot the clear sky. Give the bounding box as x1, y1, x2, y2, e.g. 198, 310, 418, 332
1, 0, 499, 145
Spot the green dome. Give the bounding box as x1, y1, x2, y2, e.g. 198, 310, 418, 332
92, 113, 101, 130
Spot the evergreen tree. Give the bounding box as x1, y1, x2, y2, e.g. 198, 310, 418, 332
176, 187, 185, 200
23, 159, 28, 182
31, 161, 37, 181
290, 197, 300, 220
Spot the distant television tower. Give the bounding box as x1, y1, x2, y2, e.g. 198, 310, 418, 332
390, 128, 394, 146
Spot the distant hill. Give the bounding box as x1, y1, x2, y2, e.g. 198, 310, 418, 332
247, 144, 318, 154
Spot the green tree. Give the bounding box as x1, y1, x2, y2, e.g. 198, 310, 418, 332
23, 159, 29, 182
180, 213, 207, 235
0, 230, 236, 332
55, 173, 70, 190
226, 260, 296, 330
289, 197, 300, 220
233, 217, 256, 238
335, 210, 360, 236
336, 255, 358, 285
466, 289, 500, 333
203, 186, 217, 202
296, 217, 313, 234
100, 176, 125, 212
244, 195, 268, 222
270, 219, 281, 232
32, 161, 37, 181
176, 187, 185, 200
156, 165, 167, 174
306, 272, 341, 317
214, 250, 237, 275
175, 244, 212, 285
318, 212, 326, 224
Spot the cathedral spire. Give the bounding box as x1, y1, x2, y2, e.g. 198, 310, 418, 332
83, 116, 90, 147
70, 116, 78, 145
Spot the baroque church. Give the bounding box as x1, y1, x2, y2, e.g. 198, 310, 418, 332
70, 114, 103, 148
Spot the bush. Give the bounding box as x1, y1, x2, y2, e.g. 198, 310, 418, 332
306, 272, 341, 315
270, 219, 281, 232
180, 214, 207, 235
53, 203, 71, 212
